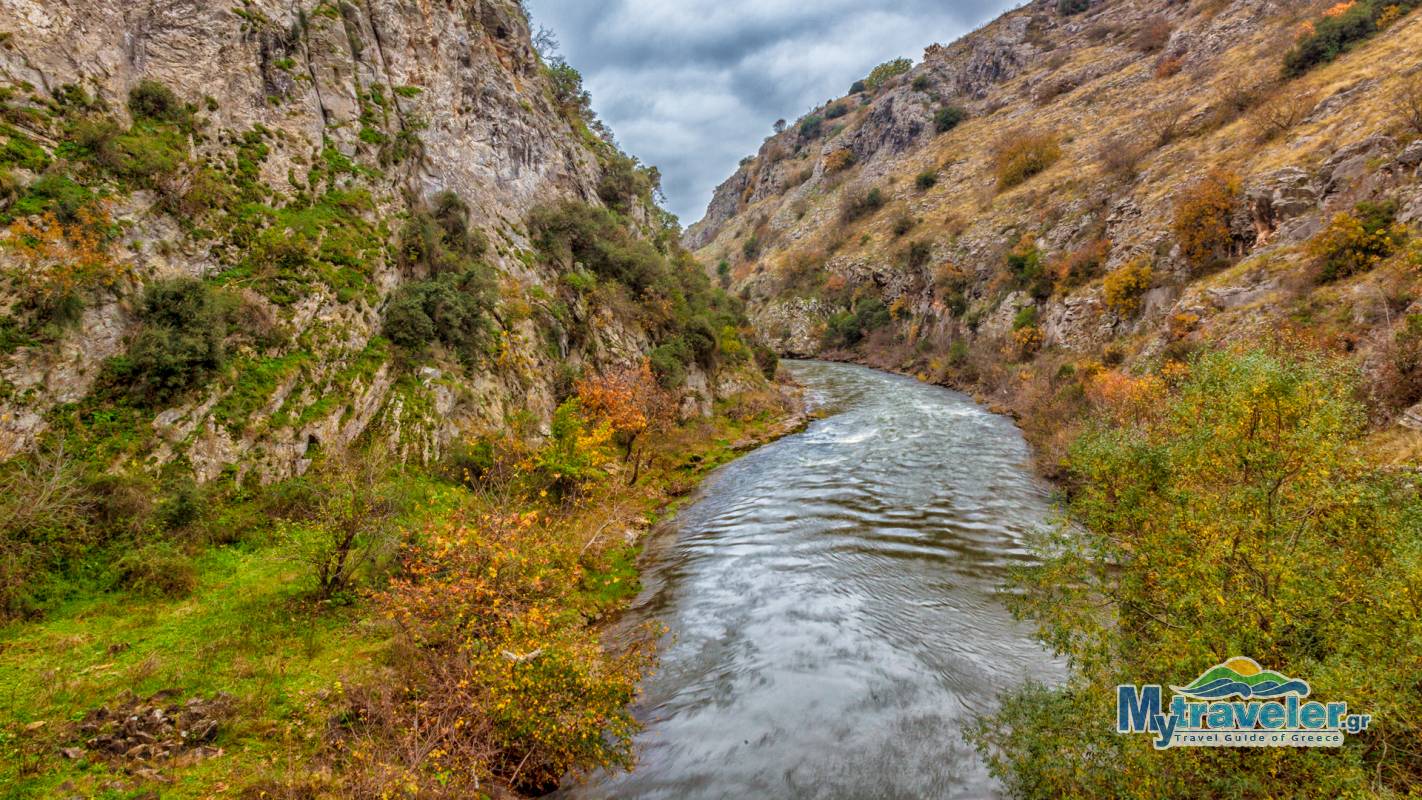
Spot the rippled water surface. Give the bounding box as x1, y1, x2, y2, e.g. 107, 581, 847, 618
560, 361, 1062, 799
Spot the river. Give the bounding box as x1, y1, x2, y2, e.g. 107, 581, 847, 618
558, 360, 1063, 799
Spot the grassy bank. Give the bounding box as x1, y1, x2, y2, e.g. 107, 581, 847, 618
0, 380, 802, 799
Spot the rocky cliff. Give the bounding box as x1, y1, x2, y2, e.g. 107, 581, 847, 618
691, 0, 1422, 464
0, 0, 761, 483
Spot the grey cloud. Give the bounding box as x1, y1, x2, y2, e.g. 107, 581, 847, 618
524, 0, 1019, 223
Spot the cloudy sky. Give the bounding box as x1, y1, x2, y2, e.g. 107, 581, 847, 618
523, 0, 1020, 224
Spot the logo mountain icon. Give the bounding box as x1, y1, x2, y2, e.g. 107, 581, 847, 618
1171, 657, 1311, 700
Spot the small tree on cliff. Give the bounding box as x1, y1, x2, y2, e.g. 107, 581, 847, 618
576, 360, 677, 484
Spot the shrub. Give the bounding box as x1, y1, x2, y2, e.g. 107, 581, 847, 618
934, 105, 967, 133
649, 337, 693, 387
127, 80, 188, 124
1056, 0, 1091, 14
824, 103, 849, 120
1006, 235, 1053, 299
915, 170, 939, 190
1249, 87, 1317, 143
118, 278, 232, 406
1153, 54, 1184, 79
383, 268, 494, 363
290, 448, 400, 599
1011, 325, 1044, 360
1393, 73, 1422, 134
370, 508, 652, 794
822, 298, 891, 348
1171, 169, 1241, 272
0, 447, 98, 618
905, 240, 932, 268
5, 203, 128, 319
864, 58, 913, 91
973, 348, 1422, 799
993, 130, 1062, 190
1102, 256, 1153, 317
799, 114, 824, 139
823, 149, 856, 174
1381, 314, 1422, 409
839, 185, 885, 223
1053, 237, 1111, 290
892, 214, 916, 237
1013, 305, 1039, 330
1307, 199, 1407, 282
752, 343, 779, 380
912, 75, 933, 91
1132, 16, 1173, 53
849, 80, 867, 94
597, 152, 653, 212
114, 542, 197, 599
1283, 0, 1420, 76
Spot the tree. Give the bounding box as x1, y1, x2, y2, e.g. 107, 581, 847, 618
577, 360, 677, 484
773, 118, 787, 134
972, 348, 1422, 798
1172, 169, 1241, 272
294, 447, 399, 600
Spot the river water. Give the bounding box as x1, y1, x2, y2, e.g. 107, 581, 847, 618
559, 360, 1062, 799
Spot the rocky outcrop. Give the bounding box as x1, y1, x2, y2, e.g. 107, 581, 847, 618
0, 0, 764, 481
689, 0, 1422, 432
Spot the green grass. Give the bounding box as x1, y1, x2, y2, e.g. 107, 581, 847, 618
0, 474, 464, 798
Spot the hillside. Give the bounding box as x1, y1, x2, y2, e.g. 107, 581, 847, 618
0, 1, 783, 796
690, 0, 1422, 469
0, 0, 767, 481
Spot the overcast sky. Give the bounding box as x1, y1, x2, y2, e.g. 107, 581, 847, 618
523, 0, 1020, 225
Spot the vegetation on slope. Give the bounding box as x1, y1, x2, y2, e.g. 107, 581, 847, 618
971, 346, 1422, 798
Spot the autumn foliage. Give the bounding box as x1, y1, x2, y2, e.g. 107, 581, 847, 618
577, 360, 678, 484
354, 509, 654, 795
5, 204, 129, 314
976, 348, 1422, 797
1171, 169, 1241, 272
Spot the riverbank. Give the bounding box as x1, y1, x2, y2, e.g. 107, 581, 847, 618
0, 379, 805, 799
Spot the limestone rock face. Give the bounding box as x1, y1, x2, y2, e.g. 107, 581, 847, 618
0, 0, 760, 481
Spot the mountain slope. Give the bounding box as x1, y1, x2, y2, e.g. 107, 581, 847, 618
691, 0, 1422, 466
0, 0, 765, 483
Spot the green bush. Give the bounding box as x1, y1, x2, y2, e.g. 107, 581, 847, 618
822, 298, 891, 348
799, 114, 824, 139
399, 191, 488, 276
864, 58, 912, 91
115, 541, 197, 598
597, 152, 653, 212
383, 268, 494, 364
529, 199, 754, 383
1012, 305, 1039, 330
1283, 0, 1420, 77
118, 278, 233, 406
649, 337, 693, 387
10, 173, 96, 222
1309, 200, 1408, 282
752, 343, 779, 379
973, 348, 1422, 798
934, 105, 967, 133
1006, 237, 1053, 300
127, 80, 189, 125
1056, 0, 1091, 14
849, 80, 867, 94
825, 103, 849, 120
916, 170, 939, 190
